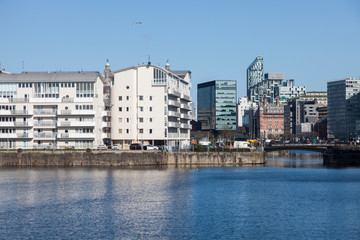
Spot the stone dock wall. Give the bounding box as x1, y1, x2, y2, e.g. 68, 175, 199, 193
0, 151, 266, 167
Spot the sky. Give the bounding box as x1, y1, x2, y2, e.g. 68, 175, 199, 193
1, 0, 359, 104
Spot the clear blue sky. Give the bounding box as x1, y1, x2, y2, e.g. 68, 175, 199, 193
1, 0, 359, 103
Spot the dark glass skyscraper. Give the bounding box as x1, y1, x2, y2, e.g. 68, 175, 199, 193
197, 80, 237, 131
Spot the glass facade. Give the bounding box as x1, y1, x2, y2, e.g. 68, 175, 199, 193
198, 80, 237, 131
327, 78, 360, 140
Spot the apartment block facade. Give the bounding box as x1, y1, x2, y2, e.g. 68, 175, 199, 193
0, 71, 105, 149
110, 63, 192, 149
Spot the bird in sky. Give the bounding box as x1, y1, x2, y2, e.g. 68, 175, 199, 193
133, 21, 142, 25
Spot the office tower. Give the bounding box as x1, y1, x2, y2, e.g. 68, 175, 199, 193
198, 80, 237, 131
247, 56, 263, 100
327, 78, 360, 140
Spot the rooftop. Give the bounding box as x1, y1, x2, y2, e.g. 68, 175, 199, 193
0, 71, 100, 83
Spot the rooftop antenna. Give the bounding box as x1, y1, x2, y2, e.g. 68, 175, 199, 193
147, 55, 151, 68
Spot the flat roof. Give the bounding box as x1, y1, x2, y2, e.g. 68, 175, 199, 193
0, 71, 100, 83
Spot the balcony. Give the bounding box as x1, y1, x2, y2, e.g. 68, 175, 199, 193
58, 121, 96, 127
0, 110, 33, 116
33, 132, 57, 139
0, 133, 33, 139
58, 110, 95, 115
0, 122, 33, 127
33, 109, 57, 115
168, 111, 180, 118
180, 103, 191, 111
33, 121, 57, 127
180, 113, 192, 119
180, 93, 191, 102
168, 132, 179, 138
168, 100, 181, 108
102, 111, 111, 117
168, 88, 180, 97
58, 133, 95, 139
168, 122, 180, 128
180, 123, 191, 129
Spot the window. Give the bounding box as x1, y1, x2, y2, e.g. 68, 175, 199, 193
139, 118, 143, 123
139, 96, 143, 101
149, 129, 152, 134
149, 96, 152, 101
118, 129, 122, 134
119, 96, 122, 101
149, 118, 152, 122
126, 129, 129, 134
149, 107, 152, 112
126, 86, 129, 89
139, 129, 143, 134
126, 107, 129, 112
140, 107, 143, 112
126, 96, 129, 100
127, 118, 129, 123
119, 107, 122, 112
119, 118, 122, 123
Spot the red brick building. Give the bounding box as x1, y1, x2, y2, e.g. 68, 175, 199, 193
256, 99, 284, 139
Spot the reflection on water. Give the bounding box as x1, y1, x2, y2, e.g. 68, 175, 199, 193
266, 150, 324, 168
1, 152, 360, 239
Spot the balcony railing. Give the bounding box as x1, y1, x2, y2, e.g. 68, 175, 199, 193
58, 121, 95, 127
168, 100, 181, 108
168, 88, 181, 97
33, 121, 57, 127
180, 113, 191, 119
58, 110, 95, 115
180, 123, 191, 129
0, 110, 33, 115
0, 133, 33, 138
168, 122, 180, 128
180, 93, 191, 102
168, 111, 180, 118
58, 133, 95, 139
33, 133, 57, 138
0, 122, 33, 127
180, 104, 191, 110
33, 110, 57, 115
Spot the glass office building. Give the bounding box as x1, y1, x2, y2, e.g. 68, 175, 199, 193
327, 78, 360, 140
197, 80, 237, 131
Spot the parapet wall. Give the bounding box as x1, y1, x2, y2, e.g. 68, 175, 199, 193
0, 151, 266, 167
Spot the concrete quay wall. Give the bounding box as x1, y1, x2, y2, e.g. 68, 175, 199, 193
0, 151, 266, 167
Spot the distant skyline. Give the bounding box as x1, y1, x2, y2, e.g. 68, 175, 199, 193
1, 0, 359, 103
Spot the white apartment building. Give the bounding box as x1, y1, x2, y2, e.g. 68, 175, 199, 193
110, 62, 192, 149
237, 96, 257, 130
0, 71, 105, 149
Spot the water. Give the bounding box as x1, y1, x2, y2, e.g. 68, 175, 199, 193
1, 152, 360, 239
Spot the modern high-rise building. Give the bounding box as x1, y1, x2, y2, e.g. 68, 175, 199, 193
274, 79, 306, 104
110, 62, 192, 149
250, 72, 285, 103
247, 56, 263, 100
198, 80, 237, 131
327, 78, 360, 140
0, 70, 105, 149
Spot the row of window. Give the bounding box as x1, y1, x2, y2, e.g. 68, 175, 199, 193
118, 129, 153, 134
119, 96, 153, 101
119, 118, 153, 123
119, 107, 153, 112
75, 105, 94, 110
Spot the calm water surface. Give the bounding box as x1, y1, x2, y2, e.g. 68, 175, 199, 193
1, 151, 360, 239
